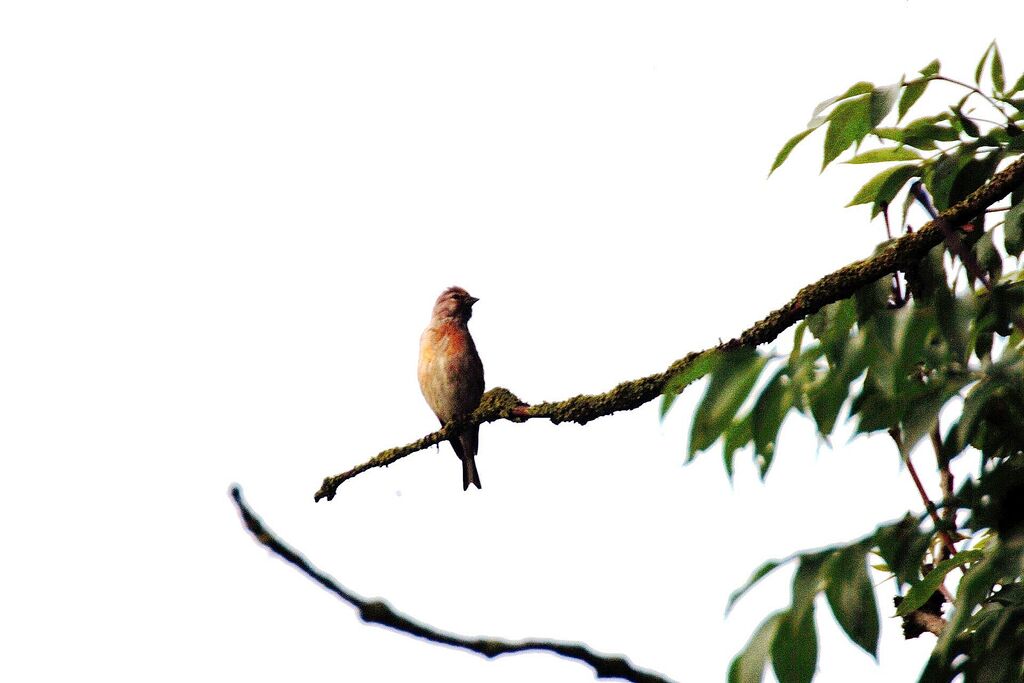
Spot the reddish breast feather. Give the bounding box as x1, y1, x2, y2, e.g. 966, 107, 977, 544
419, 322, 468, 388
436, 321, 468, 356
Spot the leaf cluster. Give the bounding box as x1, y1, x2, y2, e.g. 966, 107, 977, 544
772, 45, 1024, 226
666, 43, 1024, 682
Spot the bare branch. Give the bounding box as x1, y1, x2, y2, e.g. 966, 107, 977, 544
907, 610, 948, 638
231, 485, 676, 683
897, 592, 948, 639
316, 155, 1024, 502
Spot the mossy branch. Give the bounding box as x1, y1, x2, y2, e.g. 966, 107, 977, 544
315, 155, 1024, 503
233, 486, 675, 683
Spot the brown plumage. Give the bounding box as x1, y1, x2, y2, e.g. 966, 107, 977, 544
417, 286, 485, 490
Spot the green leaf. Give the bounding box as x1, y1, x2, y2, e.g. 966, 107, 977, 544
894, 303, 935, 369
855, 278, 894, 326
920, 59, 941, 78
770, 128, 817, 176
936, 541, 1024, 660
727, 559, 785, 614
973, 230, 1002, 284
689, 348, 769, 457
898, 79, 929, 122
809, 375, 848, 437
900, 376, 973, 455
870, 82, 902, 128
723, 412, 753, 480
992, 43, 1005, 93
895, 550, 985, 616
845, 147, 922, 164
823, 96, 873, 170
811, 81, 874, 118
970, 609, 1024, 683
1009, 72, 1024, 96
976, 435, 1024, 524
1005, 200, 1024, 258
808, 372, 848, 437
872, 127, 905, 144
925, 149, 973, 212
824, 543, 879, 657
807, 329, 871, 437
874, 516, 930, 585
789, 321, 808, 369
905, 115, 960, 145
846, 164, 920, 216
771, 608, 817, 683
910, 241, 953, 306
880, 120, 958, 151
851, 374, 900, 434
948, 151, 1002, 208
918, 653, 958, 682
729, 612, 783, 683
954, 109, 981, 138
976, 328, 994, 361
976, 42, 995, 85
792, 552, 830, 625
661, 350, 722, 418
788, 343, 826, 417
806, 298, 856, 365
751, 369, 792, 476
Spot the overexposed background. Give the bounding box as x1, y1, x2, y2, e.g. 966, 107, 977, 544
2, 2, 1021, 680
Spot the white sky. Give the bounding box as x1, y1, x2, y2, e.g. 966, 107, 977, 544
3, 1, 1022, 681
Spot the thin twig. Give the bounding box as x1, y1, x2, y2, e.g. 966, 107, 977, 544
912, 182, 1024, 334
930, 421, 957, 564
910, 181, 991, 290
888, 428, 958, 559
930, 75, 1014, 123
315, 155, 1024, 502
230, 485, 676, 683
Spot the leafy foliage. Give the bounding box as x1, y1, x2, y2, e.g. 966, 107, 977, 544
670, 44, 1024, 681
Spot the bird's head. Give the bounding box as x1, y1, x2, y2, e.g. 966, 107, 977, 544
431, 286, 479, 322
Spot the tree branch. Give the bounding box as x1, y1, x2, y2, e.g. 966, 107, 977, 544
907, 610, 948, 638
930, 74, 1015, 124
316, 155, 1024, 502
231, 485, 676, 683
889, 427, 959, 560
896, 592, 948, 639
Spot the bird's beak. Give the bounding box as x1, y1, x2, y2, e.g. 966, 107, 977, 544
467, 296, 480, 306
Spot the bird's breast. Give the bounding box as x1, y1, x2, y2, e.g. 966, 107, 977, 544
418, 322, 481, 421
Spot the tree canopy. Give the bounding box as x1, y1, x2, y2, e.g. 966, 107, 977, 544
705, 43, 1024, 683
244, 43, 1024, 683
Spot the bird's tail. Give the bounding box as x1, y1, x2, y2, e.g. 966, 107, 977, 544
462, 454, 482, 490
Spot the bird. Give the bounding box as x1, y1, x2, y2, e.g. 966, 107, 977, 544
418, 286, 485, 490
